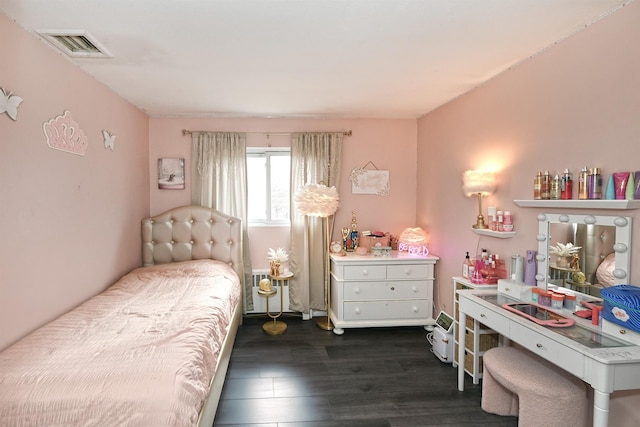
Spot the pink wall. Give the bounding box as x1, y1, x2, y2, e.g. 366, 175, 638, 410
0, 14, 150, 350
149, 117, 418, 269
417, 2, 640, 424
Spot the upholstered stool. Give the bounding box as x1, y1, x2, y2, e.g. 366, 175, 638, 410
482, 346, 588, 427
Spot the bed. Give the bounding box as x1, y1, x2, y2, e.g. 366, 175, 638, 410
0, 205, 244, 427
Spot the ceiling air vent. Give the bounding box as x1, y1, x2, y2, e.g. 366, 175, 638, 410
37, 30, 112, 58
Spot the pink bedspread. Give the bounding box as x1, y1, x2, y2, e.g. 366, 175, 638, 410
0, 259, 240, 427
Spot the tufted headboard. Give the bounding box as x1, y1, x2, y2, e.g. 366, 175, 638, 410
141, 205, 244, 282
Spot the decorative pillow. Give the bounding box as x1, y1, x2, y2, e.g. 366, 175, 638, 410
596, 253, 616, 288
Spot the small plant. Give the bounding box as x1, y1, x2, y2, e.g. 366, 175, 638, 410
549, 242, 581, 257
267, 247, 289, 263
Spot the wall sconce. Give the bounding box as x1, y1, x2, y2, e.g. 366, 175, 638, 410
462, 170, 496, 229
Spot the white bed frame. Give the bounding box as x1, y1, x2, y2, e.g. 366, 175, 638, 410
141, 205, 244, 427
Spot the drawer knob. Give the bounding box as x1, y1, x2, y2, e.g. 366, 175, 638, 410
412, 306, 418, 313
412, 286, 418, 293
390, 286, 395, 291
355, 308, 361, 315
362, 269, 369, 276
404, 268, 411, 275
354, 287, 361, 294
480, 313, 486, 318
536, 343, 543, 348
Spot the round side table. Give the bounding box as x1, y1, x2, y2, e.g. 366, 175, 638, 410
258, 271, 293, 335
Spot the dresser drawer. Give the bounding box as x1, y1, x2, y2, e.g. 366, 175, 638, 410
343, 281, 428, 301
387, 263, 432, 280
462, 300, 509, 336
509, 321, 585, 378
343, 265, 387, 280
343, 299, 431, 321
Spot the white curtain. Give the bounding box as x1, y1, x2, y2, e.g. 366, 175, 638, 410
289, 132, 343, 314
191, 132, 253, 311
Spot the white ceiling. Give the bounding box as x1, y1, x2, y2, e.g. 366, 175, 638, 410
0, 0, 631, 118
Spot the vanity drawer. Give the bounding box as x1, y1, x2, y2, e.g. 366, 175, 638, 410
387, 263, 432, 280
343, 265, 387, 280
343, 281, 428, 301
462, 301, 510, 335
509, 321, 585, 378
343, 299, 431, 321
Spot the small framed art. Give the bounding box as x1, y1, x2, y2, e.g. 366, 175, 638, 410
158, 158, 185, 190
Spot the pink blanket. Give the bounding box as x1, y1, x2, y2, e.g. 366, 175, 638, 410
0, 260, 240, 427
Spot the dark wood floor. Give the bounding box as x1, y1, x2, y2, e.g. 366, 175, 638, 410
213, 315, 517, 427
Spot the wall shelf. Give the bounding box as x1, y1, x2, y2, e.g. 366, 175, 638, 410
514, 199, 640, 210
471, 228, 516, 238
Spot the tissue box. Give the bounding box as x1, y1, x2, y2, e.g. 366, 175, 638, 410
600, 285, 640, 332
371, 246, 392, 257
359, 233, 390, 252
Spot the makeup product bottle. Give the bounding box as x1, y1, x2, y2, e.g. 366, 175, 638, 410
503, 211, 513, 232
589, 167, 603, 199
496, 210, 504, 231
561, 169, 573, 200
463, 252, 473, 279
626, 172, 635, 200
541, 170, 551, 200
578, 167, 589, 200
605, 174, 616, 200
550, 175, 561, 199
533, 171, 542, 200
635, 171, 640, 199
487, 206, 497, 230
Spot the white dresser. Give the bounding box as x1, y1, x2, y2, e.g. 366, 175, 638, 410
329, 251, 438, 335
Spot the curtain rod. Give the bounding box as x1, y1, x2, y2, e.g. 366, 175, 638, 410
181, 129, 352, 137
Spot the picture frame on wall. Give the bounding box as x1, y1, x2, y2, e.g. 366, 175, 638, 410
158, 158, 185, 190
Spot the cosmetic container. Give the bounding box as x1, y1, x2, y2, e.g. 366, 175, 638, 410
605, 174, 616, 200
551, 293, 564, 310
578, 167, 589, 200
487, 206, 497, 230
561, 169, 573, 200
538, 291, 552, 307
626, 172, 635, 200
531, 288, 540, 303
564, 292, 577, 311
550, 175, 561, 199
541, 171, 551, 200
588, 167, 603, 199
534, 171, 542, 200
613, 172, 630, 200
463, 252, 473, 278
503, 211, 513, 232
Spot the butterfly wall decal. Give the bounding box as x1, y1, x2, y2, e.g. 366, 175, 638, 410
0, 87, 23, 121
102, 130, 116, 151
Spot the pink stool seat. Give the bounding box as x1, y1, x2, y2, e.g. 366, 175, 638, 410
482, 346, 588, 427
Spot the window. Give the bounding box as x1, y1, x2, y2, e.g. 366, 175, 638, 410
247, 148, 290, 224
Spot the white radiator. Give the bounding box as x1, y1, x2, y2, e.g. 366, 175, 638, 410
246, 270, 292, 314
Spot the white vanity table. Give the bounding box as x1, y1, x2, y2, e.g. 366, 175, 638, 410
457, 289, 640, 427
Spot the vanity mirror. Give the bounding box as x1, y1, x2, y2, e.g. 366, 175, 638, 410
536, 213, 632, 294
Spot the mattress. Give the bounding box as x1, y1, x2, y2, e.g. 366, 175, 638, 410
0, 259, 240, 427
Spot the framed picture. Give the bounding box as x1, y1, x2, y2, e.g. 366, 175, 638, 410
158, 158, 185, 190
349, 168, 390, 196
